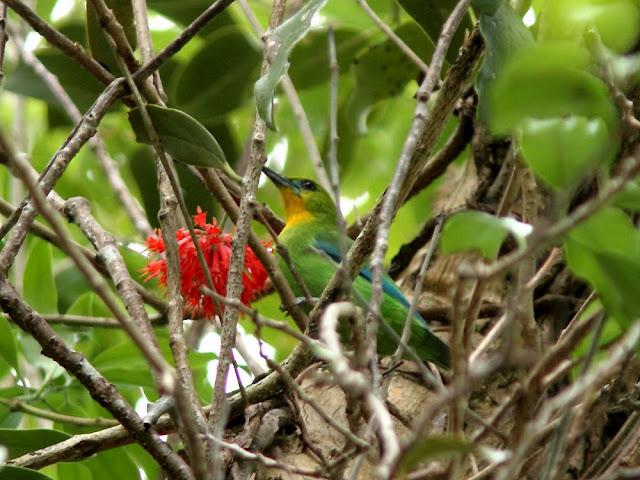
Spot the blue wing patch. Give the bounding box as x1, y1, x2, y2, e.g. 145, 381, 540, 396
314, 238, 422, 316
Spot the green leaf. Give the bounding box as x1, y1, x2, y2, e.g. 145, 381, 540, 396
0, 428, 70, 459
537, 0, 640, 54
488, 44, 618, 135
23, 239, 58, 315
172, 27, 260, 124
0, 466, 54, 480
614, 179, 640, 211
398, 434, 475, 473
255, 0, 329, 129
86, 447, 139, 480
398, 0, 473, 62
476, 3, 534, 123
289, 28, 369, 90
57, 463, 93, 480
0, 316, 18, 373
518, 116, 613, 190
441, 211, 529, 259
86, 0, 137, 74
128, 105, 239, 180
346, 22, 435, 134
564, 207, 640, 325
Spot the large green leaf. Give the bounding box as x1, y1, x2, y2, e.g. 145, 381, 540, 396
346, 22, 435, 134
172, 27, 260, 124
0, 428, 70, 459
0, 466, 54, 480
0, 316, 18, 374
289, 28, 370, 90
398, 0, 473, 62
519, 116, 613, 190
564, 207, 640, 325
441, 211, 530, 259
255, 0, 329, 129
128, 105, 239, 179
23, 239, 58, 315
488, 44, 618, 135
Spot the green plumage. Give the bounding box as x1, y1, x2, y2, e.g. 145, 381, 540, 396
263, 168, 450, 368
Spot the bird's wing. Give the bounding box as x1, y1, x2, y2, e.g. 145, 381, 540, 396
313, 236, 413, 311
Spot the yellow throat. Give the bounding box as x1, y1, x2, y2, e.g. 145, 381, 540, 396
281, 188, 312, 229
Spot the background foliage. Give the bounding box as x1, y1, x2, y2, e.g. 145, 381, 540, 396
0, 0, 639, 478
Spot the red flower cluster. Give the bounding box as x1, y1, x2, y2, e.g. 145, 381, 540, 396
143, 208, 270, 318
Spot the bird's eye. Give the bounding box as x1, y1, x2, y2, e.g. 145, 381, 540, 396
301, 180, 317, 191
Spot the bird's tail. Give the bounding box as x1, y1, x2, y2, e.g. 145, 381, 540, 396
421, 329, 451, 370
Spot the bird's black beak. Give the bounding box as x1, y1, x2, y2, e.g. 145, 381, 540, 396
262, 166, 295, 190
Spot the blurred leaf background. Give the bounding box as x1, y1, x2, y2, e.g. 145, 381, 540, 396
0, 0, 639, 477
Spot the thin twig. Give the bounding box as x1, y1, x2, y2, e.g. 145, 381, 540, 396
0, 397, 119, 427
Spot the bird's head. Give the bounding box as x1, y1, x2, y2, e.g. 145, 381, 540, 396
262, 167, 337, 226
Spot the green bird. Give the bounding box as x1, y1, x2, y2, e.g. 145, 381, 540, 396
262, 167, 451, 369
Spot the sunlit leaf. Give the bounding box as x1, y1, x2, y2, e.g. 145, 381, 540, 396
255, 0, 329, 129
442, 211, 531, 259
128, 105, 240, 180
538, 0, 640, 54
23, 239, 57, 315
488, 44, 618, 135
519, 116, 613, 190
